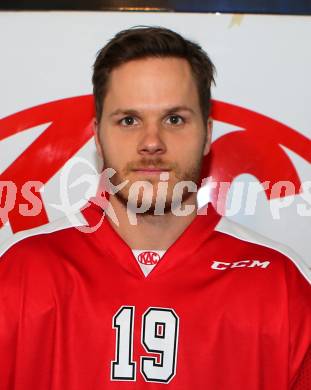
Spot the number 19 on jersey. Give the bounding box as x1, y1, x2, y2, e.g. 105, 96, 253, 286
111, 306, 180, 383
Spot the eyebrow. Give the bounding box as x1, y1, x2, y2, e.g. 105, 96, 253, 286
109, 106, 195, 118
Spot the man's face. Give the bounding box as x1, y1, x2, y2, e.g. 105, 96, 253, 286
95, 57, 212, 214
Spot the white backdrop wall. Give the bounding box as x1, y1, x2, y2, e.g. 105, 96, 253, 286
0, 12, 310, 275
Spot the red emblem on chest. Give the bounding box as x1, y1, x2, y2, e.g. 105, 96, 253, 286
137, 251, 161, 265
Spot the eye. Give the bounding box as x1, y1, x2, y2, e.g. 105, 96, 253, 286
119, 116, 138, 126
165, 115, 184, 126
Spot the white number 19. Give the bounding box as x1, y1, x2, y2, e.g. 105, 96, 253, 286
111, 306, 179, 383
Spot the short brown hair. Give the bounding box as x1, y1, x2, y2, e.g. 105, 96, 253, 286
92, 26, 216, 124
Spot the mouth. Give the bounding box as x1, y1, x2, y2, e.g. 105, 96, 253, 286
131, 168, 171, 175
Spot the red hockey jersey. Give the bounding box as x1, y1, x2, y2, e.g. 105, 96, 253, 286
0, 202, 310, 389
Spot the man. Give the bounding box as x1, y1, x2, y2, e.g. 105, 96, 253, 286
0, 26, 310, 389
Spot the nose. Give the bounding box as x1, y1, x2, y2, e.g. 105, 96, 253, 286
137, 123, 167, 156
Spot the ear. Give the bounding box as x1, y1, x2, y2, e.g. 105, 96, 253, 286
93, 118, 103, 159
203, 117, 213, 156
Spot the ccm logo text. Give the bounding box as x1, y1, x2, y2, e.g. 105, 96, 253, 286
211, 260, 270, 270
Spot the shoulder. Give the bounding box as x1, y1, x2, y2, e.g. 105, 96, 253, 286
0, 213, 87, 323
0, 211, 88, 258
214, 216, 311, 285
0, 211, 89, 286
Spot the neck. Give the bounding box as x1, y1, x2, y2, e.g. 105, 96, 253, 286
106, 194, 198, 250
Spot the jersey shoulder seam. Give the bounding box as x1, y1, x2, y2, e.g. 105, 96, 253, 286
0, 211, 88, 258
215, 216, 311, 284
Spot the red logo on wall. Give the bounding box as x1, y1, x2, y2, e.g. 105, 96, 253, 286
0, 95, 311, 233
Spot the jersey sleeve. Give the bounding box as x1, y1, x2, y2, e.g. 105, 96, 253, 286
292, 347, 311, 390
0, 249, 23, 389
286, 260, 311, 388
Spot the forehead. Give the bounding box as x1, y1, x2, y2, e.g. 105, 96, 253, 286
103, 57, 200, 112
